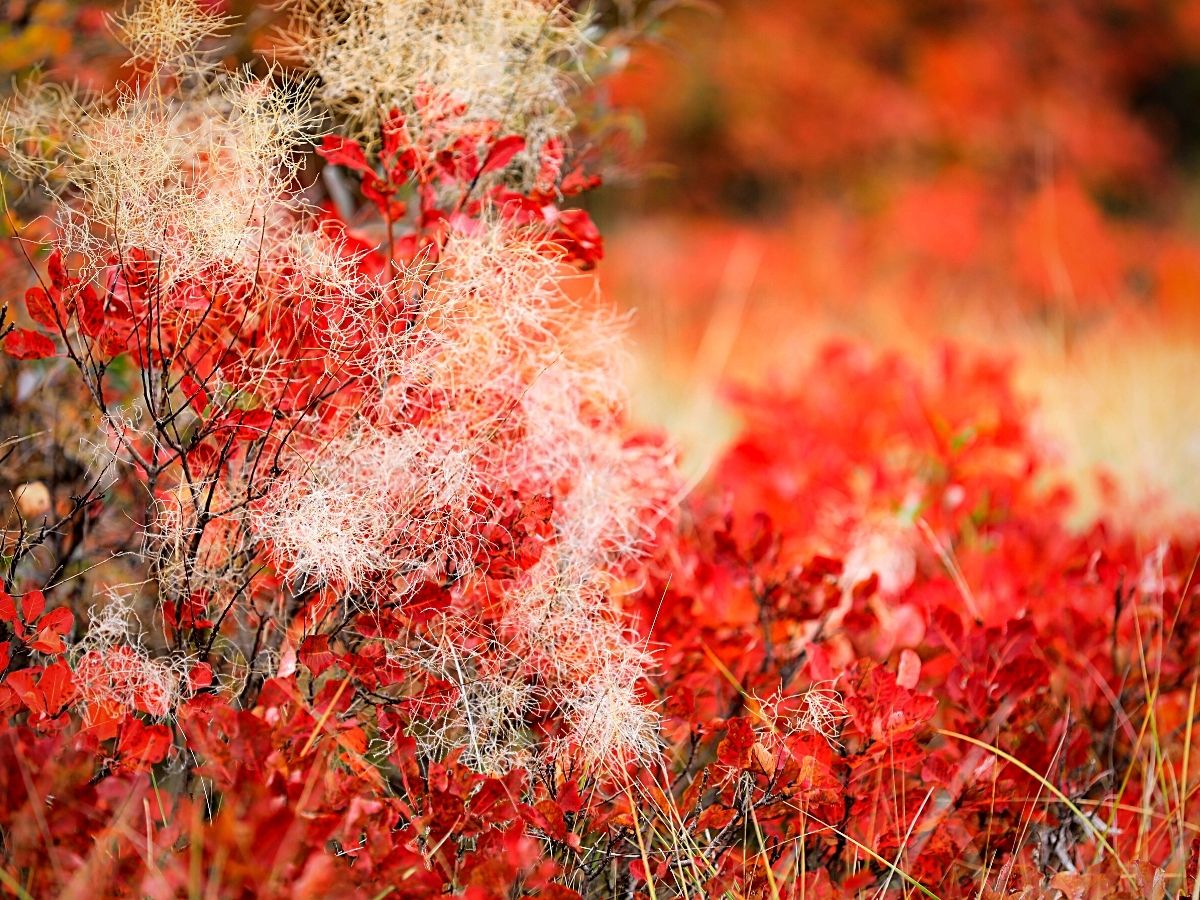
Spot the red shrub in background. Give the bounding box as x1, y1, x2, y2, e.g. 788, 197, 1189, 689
630, 344, 1198, 894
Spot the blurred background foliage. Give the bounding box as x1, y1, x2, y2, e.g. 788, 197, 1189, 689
590, 0, 1200, 529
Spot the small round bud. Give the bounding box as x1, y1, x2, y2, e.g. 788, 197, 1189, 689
14, 481, 52, 520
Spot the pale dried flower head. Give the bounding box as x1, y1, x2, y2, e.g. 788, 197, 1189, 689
753, 684, 848, 750
0, 79, 82, 186
4, 0, 318, 285
395, 616, 537, 774
287, 0, 589, 165
794, 684, 848, 746
112, 0, 225, 70
253, 425, 488, 596
72, 591, 191, 720
556, 673, 661, 771
55, 71, 315, 283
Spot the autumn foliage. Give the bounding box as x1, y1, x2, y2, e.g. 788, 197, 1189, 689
0, 1, 1197, 898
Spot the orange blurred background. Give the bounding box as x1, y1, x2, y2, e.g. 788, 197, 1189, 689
590, 0, 1200, 529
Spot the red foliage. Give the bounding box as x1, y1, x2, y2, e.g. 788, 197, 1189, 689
617, 345, 1200, 895
2, 328, 56, 360
2, 331, 1196, 893
0, 4, 1197, 898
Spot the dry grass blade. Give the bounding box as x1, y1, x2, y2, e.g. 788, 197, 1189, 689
937, 729, 1135, 885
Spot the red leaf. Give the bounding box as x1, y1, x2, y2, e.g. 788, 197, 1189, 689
538, 888, 583, 900
317, 135, 373, 177
842, 869, 875, 891
104, 286, 133, 323
532, 798, 569, 841
381, 109, 407, 159
3, 328, 55, 360
361, 174, 407, 220
299, 634, 335, 677
76, 284, 105, 337
230, 409, 273, 439
97, 322, 132, 358
439, 140, 478, 182
695, 805, 737, 831
38, 660, 75, 715
163, 592, 212, 631
402, 581, 454, 625
629, 859, 647, 882
717, 717, 756, 769
179, 374, 210, 413
806, 555, 844, 579
46, 248, 69, 290
173, 281, 210, 312
550, 208, 603, 270
929, 605, 964, 651
24, 286, 59, 330
380, 109, 418, 179
480, 135, 526, 175
188, 662, 213, 691
81, 699, 123, 742
557, 778, 583, 814
29, 599, 72, 654
39, 606, 73, 636
21, 590, 46, 624
29, 626, 66, 655
5, 669, 41, 714
559, 165, 601, 197
0, 591, 16, 626
0, 641, 10, 672
117, 716, 172, 770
